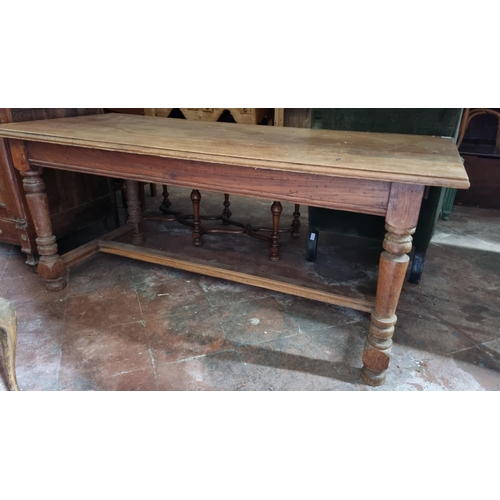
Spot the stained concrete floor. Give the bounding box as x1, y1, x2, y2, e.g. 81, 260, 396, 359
1, 187, 499, 390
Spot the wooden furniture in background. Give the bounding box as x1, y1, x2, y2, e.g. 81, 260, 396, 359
0, 109, 118, 265
144, 108, 273, 125
0, 298, 20, 391
457, 108, 500, 149
453, 108, 500, 210
143, 107, 273, 202
274, 108, 285, 126
0, 113, 469, 386
273, 109, 311, 128
143, 108, 296, 260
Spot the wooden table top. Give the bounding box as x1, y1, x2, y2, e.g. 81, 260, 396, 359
0, 113, 470, 189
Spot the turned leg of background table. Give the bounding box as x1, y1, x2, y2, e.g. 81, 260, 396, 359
159, 184, 172, 213
270, 201, 282, 262
191, 189, 202, 247
22, 167, 67, 291
361, 183, 424, 386
124, 180, 145, 245
0, 298, 20, 391
222, 194, 232, 224
291, 204, 301, 238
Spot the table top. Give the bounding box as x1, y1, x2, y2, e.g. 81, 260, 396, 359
0, 113, 470, 189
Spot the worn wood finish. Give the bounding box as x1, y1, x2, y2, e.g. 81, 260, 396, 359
361, 183, 425, 386
9, 139, 67, 290
284, 108, 312, 129
0, 135, 29, 252
21, 165, 67, 291
0, 114, 469, 385
146, 108, 272, 125
99, 240, 375, 312
0, 110, 37, 260
23, 142, 391, 216
124, 180, 145, 245
0, 298, 21, 391
0, 114, 469, 189
274, 108, 285, 127
0, 108, 117, 264
62, 225, 134, 269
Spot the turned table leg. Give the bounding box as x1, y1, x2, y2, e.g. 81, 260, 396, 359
124, 180, 145, 245
270, 201, 282, 262
0, 298, 20, 391
159, 184, 172, 213
361, 183, 425, 386
191, 189, 202, 247
222, 193, 232, 224
22, 167, 67, 291
291, 204, 301, 238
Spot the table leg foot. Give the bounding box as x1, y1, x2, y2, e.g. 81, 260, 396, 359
44, 276, 67, 292
361, 366, 386, 386
22, 167, 67, 291
361, 223, 414, 385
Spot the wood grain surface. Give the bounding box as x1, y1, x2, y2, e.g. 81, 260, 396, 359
0, 113, 469, 189
24, 143, 392, 215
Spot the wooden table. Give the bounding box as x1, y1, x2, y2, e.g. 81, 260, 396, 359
0, 113, 469, 386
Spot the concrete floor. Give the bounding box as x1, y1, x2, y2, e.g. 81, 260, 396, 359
1, 187, 499, 390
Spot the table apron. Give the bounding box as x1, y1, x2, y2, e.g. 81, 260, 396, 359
27, 142, 391, 216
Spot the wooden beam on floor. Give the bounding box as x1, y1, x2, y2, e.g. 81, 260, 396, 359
98, 240, 375, 313
62, 225, 134, 268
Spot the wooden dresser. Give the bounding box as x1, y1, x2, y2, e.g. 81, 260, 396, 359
0, 108, 117, 264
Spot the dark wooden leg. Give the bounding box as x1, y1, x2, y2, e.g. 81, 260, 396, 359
150, 183, 157, 197
124, 180, 145, 245
291, 203, 301, 237
222, 193, 232, 224
120, 180, 127, 210
270, 201, 282, 262
138, 182, 146, 212
159, 184, 172, 213
22, 167, 67, 291
361, 183, 424, 386
107, 177, 121, 230
191, 189, 202, 247
0, 298, 20, 391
